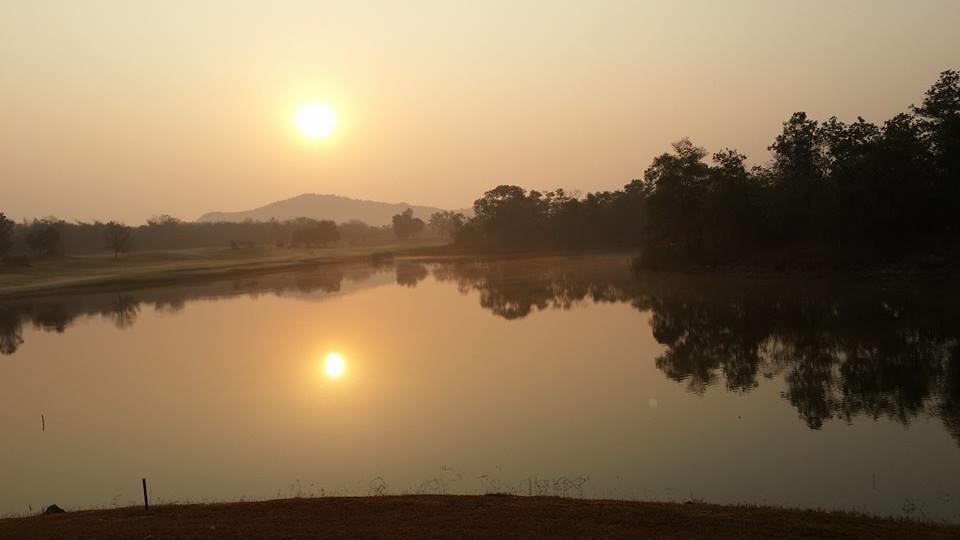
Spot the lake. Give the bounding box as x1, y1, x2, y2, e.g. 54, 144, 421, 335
1, 254, 958, 521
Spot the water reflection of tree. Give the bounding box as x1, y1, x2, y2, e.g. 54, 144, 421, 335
32, 304, 71, 333
0, 264, 382, 356
294, 269, 343, 294
3, 256, 958, 445
432, 258, 622, 320
395, 262, 429, 288
431, 257, 960, 442
155, 298, 186, 314
0, 307, 23, 355
109, 295, 140, 329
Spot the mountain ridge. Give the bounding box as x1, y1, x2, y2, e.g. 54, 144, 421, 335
197, 193, 465, 226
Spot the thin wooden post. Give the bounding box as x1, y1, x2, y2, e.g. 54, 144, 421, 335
142, 478, 149, 511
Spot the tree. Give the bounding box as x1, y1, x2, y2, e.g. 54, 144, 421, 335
765, 112, 834, 242
338, 220, 392, 246
428, 211, 466, 239
0, 212, 13, 257
313, 220, 340, 247
146, 214, 181, 227
640, 139, 710, 261
913, 69, 960, 230
392, 208, 425, 239
104, 221, 134, 259
471, 185, 547, 249
699, 148, 761, 260
292, 219, 339, 247
912, 69, 960, 164
26, 218, 63, 256
438, 70, 960, 268
769, 112, 824, 182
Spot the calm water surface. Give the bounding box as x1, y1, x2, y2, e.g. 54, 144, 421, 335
1, 255, 958, 521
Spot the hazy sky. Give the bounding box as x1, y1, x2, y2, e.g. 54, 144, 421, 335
2, 1, 959, 223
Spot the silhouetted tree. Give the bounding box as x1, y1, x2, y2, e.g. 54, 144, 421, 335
1, 215, 409, 256
392, 208, 425, 239
449, 69, 960, 270
640, 139, 710, 261
0, 212, 13, 258
469, 185, 548, 250
25, 218, 63, 256
103, 221, 134, 259
913, 69, 960, 232
338, 220, 393, 246
8, 70, 958, 269
291, 219, 339, 247
428, 211, 466, 239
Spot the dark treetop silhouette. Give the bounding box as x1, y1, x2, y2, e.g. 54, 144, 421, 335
3, 70, 956, 268
450, 70, 960, 269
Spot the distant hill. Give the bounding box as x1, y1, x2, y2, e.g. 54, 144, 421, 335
197, 194, 462, 226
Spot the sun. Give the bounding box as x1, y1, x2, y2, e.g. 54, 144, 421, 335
323, 352, 346, 379
295, 102, 337, 139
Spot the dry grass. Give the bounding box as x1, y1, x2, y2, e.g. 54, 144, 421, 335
0, 240, 445, 299
1, 496, 957, 540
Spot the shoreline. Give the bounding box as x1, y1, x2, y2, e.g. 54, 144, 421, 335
1, 495, 957, 539
0, 254, 361, 301
0, 242, 447, 301
3, 244, 959, 302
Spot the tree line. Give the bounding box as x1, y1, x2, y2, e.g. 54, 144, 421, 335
2, 70, 956, 266
0, 212, 446, 260
450, 70, 960, 268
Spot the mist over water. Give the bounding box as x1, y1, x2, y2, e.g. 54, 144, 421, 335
1, 255, 958, 521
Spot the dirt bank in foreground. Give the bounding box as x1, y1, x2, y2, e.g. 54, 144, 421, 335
1, 496, 956, 540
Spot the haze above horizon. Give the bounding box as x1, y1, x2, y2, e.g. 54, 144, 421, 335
2, 0, 959, 224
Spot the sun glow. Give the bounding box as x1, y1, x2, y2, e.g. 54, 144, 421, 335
295, 102, 337, 139
323, 352, 346, 379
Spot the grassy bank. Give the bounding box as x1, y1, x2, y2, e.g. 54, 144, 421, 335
1, 495, 957, 539
0, 240, 445, 300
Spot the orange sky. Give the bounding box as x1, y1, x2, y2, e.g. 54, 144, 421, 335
2, 1, 959, 223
